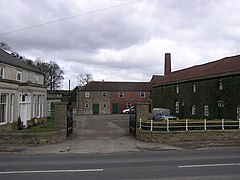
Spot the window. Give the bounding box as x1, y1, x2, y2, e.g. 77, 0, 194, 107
175, 101, 179, 114
192, 105, 196, 115
10, 94, 14, 122
102, 92, 107, 98
176, 85, 179, 94
204, 105, 209, 117
36, 95, 41, 117
85, 92, 90, 98
118, 92, 124, 98
16, 71, 22, 82
41, 95, 45, 117
0, 67, 4, 79
102, 102, 107, 109
36, 75, 39, 84
0, 94, 8, 124
140, 91, 145, 98
85, 103, 89, 108
193, 83, 196, 93
217, 101, 224, 107
33, 95, 36, 117
237, 106, 240, 119
219, 80, 223, 90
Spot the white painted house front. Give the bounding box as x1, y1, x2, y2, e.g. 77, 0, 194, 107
0, 49, 47, 126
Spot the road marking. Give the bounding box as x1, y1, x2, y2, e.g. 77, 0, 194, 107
179, 163, 240, 168
0, 169, 103, 175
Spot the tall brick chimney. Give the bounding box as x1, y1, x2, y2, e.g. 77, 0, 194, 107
164, 53, 171, 76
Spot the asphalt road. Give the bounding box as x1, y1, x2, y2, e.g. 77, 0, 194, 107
0, 148, 240, 180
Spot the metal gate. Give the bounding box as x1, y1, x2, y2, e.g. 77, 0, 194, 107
129, 111, 136, 136
67, 103, 73, 137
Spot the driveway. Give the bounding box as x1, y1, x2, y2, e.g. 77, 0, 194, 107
20, 114, 179, 154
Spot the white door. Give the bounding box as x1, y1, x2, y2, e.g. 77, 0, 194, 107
19, 93, 31, 126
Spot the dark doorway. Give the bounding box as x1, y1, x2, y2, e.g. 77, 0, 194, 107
112, 103, 119, 114
93, 104, 99, 114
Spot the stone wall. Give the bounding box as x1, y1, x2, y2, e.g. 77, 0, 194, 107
137, 129, 240, 143
0, 129, 66, 144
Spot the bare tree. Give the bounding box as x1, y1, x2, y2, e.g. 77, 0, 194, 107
78, 73, 93, 86
0, 42, 12, 51
35, 59, 64, 90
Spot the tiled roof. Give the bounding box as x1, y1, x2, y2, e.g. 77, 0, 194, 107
156, 54, 240, 86
0, 49, 42, 74
81, 81, 152, 91
150, 75, 164, 85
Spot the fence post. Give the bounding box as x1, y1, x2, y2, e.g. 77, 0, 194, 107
186, 119, 188, 131
167, 119, 169, 132
222, 119, 224, 131
139, 118, 142, 129
204, 119, 207, 131
150, 119, 153, 131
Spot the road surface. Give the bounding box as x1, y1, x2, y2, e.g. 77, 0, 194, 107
0, 148, 239, 179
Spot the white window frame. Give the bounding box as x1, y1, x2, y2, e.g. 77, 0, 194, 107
16, 71, 22, 82
36, 95, 41, 117
33, 95, 36, 117
140, 91, 145, 98
192, 105, 196, 115
218, 101, 224, 107
175, 101, 179, 114
0, 67, 4, 79
85, 103, 89, 108
237, 106, 240, 120
219, 80, 223, 90
41, 95, 44, 117
176, 85, 179, 94
10, 94, 14, 123
102, 102, 107, 109
118, 92, 124, 98
102, 92, 107, 98
0, 94, 8, 124
204, 105, 209, 117
36, 75, 39, 84
193, 83, 196, 93
85, 92, 90, 98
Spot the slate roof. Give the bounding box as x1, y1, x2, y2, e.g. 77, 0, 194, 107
81, 81, 152, 91
0, 49, 42, 74
156, 54, 240, 86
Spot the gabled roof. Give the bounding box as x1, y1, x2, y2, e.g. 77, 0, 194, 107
80, 81, 152, 91
150, 75, 164, 85
0, 49, 42, 74
156, 54, 240, 86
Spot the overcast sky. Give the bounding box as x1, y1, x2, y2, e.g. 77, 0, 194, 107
0, 0, 239, 89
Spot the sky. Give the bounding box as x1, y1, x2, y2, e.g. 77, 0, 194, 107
0, 0, 240, 89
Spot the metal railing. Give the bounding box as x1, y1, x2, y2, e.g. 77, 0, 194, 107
139, 118, 240, 132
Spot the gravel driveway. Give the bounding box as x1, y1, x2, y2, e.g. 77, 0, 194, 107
20, 114, 179, 154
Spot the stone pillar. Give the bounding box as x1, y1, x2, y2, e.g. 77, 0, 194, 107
54, 102, 68, 130
135, 103, 151, 128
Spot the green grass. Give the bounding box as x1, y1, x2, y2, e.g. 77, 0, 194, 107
22, 121, 56, 133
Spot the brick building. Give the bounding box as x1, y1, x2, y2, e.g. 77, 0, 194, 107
152, 53, 240, 120
77, 81, 152, 115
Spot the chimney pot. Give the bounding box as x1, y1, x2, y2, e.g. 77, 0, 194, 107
164, 53, 171, 75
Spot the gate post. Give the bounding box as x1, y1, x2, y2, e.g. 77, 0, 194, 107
135, 103, 151, 129
54, 102, 68, 133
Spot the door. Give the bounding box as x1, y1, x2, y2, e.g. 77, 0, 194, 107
218, 107, 224, 119
93, 104, 99, 115
112, 103, 119, 114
